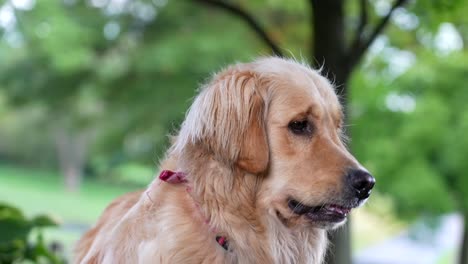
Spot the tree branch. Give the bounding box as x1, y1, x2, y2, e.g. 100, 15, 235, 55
193, 0, 283, 57
349, 0, 368, 56
348, 0, 408, 68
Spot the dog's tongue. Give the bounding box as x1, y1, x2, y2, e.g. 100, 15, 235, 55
322, 204, 350, 216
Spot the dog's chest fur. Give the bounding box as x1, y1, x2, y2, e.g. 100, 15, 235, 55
136, 184, 327, 264
265, 219, 327, 263
78, 152, 328, 264
173, 149, 328, 264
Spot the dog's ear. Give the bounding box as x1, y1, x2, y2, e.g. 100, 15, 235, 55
236, 88, 269, 174
174, 67, 269, 174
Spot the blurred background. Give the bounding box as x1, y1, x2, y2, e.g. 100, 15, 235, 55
0, 0, 467, 263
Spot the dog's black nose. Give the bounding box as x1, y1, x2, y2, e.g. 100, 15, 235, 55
348, 169, 375, 200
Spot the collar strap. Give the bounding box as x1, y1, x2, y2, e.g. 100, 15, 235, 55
159, 170, 229, 251
216, 236, 229, 251
159, 170, 187, 183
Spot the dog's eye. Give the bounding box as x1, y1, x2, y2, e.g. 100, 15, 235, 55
288, 120, 312, 135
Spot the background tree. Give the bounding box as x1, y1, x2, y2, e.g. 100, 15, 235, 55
0, 0, 262, 190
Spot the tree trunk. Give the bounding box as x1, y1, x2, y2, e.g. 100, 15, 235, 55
326, 220, 351, 264
461, 212, 468, 264
310, 1, 352, 263
310, 0, 351, 96
64, 165, 81, 192
55, 127, 88, 192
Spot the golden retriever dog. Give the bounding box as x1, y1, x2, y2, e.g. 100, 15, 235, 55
74, 57, 375, 264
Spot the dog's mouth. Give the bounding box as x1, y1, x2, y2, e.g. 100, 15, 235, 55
287, 199, 352, 223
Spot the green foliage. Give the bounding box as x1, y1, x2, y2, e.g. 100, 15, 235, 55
0, 0, 266, 174
350, 51, 468, 218
0, 203, 63, 264
412, 0, 468, 30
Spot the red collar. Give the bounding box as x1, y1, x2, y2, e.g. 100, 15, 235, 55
158, 170, 229, 251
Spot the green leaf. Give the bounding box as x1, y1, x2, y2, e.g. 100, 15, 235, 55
0, 203, 26, 220
0, 217, 31, 244
31, 215, 58, 228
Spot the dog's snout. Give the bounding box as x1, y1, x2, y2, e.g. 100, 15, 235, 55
347, 169, 375, 200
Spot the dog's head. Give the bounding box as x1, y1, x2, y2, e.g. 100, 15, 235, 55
174, 57, 374, 230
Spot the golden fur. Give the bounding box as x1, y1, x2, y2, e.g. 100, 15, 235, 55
75, 57, 369, 264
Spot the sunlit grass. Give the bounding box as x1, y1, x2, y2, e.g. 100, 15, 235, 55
0, 165, 139, 223
0, 165, 141, 258
352, 193, 407, 251
437, 250, 456, 264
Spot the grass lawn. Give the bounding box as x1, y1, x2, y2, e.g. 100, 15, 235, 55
352, 193, 407, 251
0, 165, 140, 223
0, 165, 143, 258
437, 250, 456, 264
